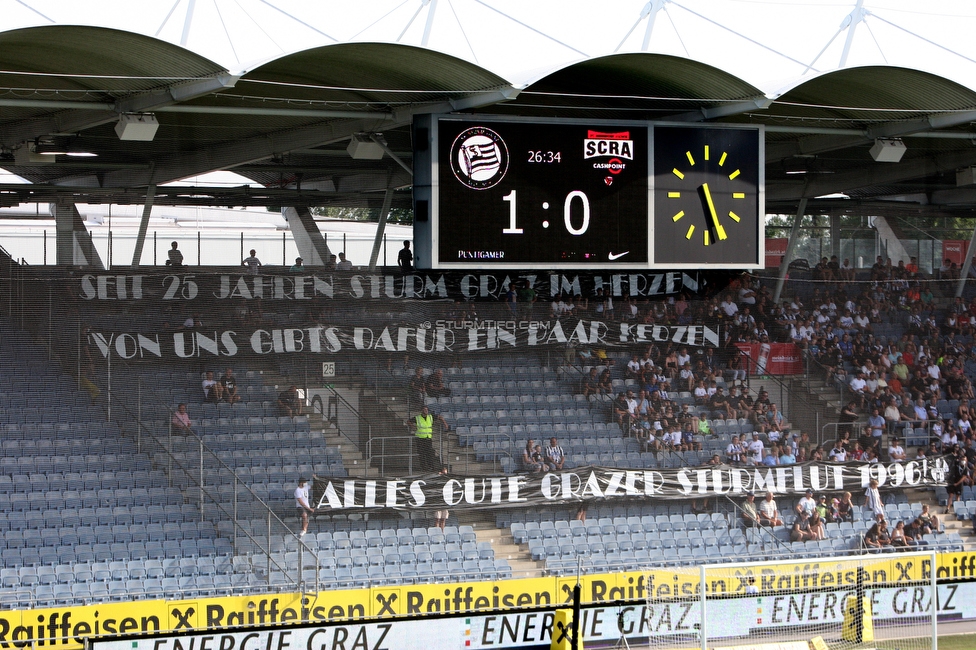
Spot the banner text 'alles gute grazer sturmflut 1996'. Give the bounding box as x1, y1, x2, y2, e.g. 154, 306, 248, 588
311, 459, 949, 512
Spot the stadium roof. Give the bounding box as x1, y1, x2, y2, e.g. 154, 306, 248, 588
2, 9, 976, 218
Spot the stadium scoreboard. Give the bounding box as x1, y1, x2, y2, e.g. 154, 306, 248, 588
412, 115, 764, 270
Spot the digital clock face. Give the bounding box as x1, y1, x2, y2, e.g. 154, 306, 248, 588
433, 119, 650, 268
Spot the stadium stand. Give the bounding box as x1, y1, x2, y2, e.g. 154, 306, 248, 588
0, 259, 970, 610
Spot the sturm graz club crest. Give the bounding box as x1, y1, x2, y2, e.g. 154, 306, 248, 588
450, 126, 509, 190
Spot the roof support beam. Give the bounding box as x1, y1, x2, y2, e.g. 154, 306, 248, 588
767, 148, 976, 202
369, 173, 397, 271
131, 175, 157, 267
0, 73, 239, 149
284, 206, 332, 267
765, 110, 976, 162
667, 97, 773, 122
94, 87, 519, 188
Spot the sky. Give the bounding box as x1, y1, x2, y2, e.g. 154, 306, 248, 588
4, 0, 976, 93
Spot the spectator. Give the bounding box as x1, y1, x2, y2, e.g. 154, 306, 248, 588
411, 405, 447, 472
809, 509, 827, 540
398, 241, 413, 273
531, 444, 549, 472
791, 511, 817, 542
202, 371, 218, 403
758, 492, 783, 527
726, 435, 744, 464
890, 521, 912, 547
425, 369, 451, 398
828, 439, 848, 462
917, 503, 940, 534
888, 436, 907, 462
521, 440, 543, 473
290, 257, 305, 273
581, 368, 600, 398
336, 252, 353, 271
277, 385, 303, 417
904, 518, 924, 543
864, 520, 890, 550
217, 368, 241, 404
171, 403, 194, 435
864, 479, 886, 521
839, 401, 859, 437
796, 489, 817, 517
409, 367, 427, 405
742, 492, 759, 527
242, 249, 262, 274
746, 433, 764, 465
779, 444, 796, 465
434, 466, 449, 531
295, 478, 315, 538
837, 491, 854, 522
166, 241, 184, 268
867, 408, 886, 441
546, 437, 566, 470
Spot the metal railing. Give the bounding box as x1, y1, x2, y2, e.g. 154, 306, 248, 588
366, 435, 418, 476
126, 390, 321, 593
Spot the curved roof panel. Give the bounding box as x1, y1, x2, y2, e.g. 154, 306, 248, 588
0, 25, 226, 96
498, 53, 764, 118
227, 42, 511, 109
768, 66, 976, 126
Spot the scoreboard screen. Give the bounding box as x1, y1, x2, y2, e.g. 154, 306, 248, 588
415, 116, 763, 270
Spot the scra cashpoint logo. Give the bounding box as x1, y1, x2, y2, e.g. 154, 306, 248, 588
584, 130, 633, 185
450, 126, 509, 190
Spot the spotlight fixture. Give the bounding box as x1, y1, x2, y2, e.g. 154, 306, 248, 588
346, 134, 385, 160
869, 138, 906, 163
116, 113, 159, 141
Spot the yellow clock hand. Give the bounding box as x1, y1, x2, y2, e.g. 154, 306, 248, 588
701, 182, 727, 241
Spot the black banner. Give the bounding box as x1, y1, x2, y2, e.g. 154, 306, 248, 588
76, 270, 710, 302
311, 459, 949, 512
85, 319, 722, 360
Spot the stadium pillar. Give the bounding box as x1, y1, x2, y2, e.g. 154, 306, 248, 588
830, 214, 841, 259
131, 181, 156, 266
954, 221, 976, 297
773, 198, 807, 304
55, 203, 105, 269
283, 207, 332, 267
368, 182, 396, 271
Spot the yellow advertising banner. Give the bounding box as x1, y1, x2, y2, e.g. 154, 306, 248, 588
2, 551, 972, 649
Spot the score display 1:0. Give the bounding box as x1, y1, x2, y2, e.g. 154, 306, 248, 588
501, 190, 591, 235
434, 119, 649, 267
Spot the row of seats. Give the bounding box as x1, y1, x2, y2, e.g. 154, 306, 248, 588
0, 422, 121, 438
1, 556, 246, 587
0, 537, 234, 567
2, 573, 267, 607
276, 560, 513, 589
0, 469, 168, 492
0, 503, 190, 532
0, 455, 149, 474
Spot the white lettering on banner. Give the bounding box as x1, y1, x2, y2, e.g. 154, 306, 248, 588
79, 275, 145, 300
311, 461, 947, 512
78, 272, 701, 302
87, 583, 976, 650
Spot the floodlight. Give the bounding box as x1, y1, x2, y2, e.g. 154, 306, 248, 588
116, 113, 160, 141
869, 138, 906, 163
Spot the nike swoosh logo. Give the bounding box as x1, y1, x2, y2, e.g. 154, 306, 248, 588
608, 251, 630, 261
